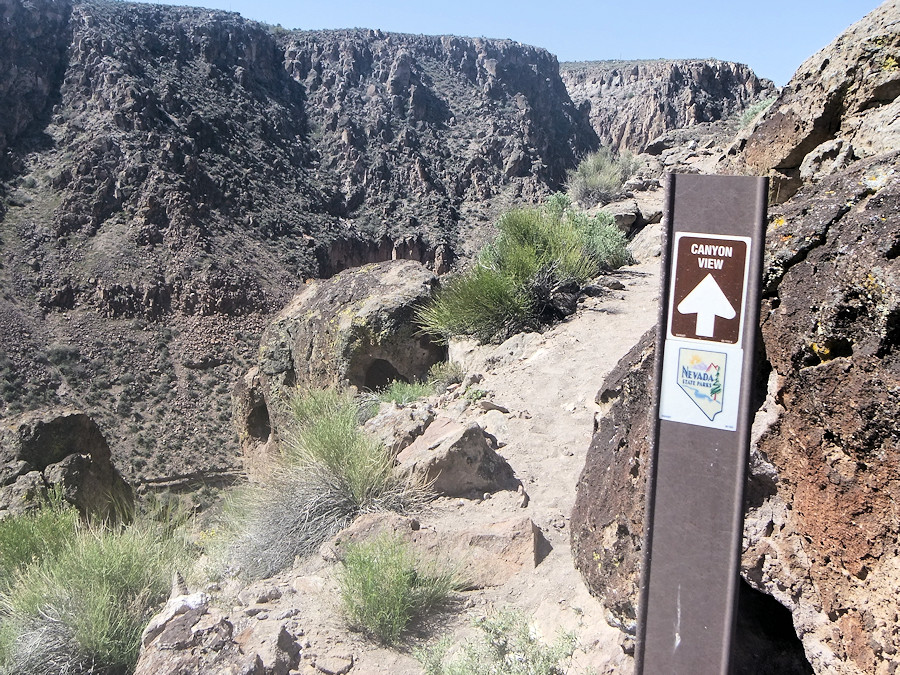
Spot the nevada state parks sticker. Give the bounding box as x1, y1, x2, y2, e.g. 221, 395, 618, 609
658, 338, 743, 431
676, 348, 726, 421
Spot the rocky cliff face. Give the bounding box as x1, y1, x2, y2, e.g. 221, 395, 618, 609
571, 4, 900, 672
724, 1, 900, 202
0, 0, 595, 485
561, 59, 775, 153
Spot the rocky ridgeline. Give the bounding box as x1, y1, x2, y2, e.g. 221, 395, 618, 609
561, 59, 775, 153
280, 28, 597, 262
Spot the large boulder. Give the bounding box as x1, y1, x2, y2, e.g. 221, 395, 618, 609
395, 416, 518, 496
0, 408, 132, 520
570, 155, 900, 674
569, 329, 655, 634
234, 260, 445, 473
727, 1, 900, 200
135, 587, 301, 675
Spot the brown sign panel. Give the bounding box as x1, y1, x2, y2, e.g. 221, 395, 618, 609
669, 234, 748, 344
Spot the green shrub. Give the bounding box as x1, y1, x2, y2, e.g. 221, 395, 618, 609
416, 195, 633, 344
219, 389, 430, 579
739, 96, 777, 129
0, 493, 78, 591
418, 609, 578, 675
0, 512, 190, 675
376, 380, 435, 405
338, 535, 458, 644
415, 265, 534, 344
566, 146, 641, 207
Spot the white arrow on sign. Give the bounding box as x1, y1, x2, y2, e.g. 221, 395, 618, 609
676, 273, 736, 337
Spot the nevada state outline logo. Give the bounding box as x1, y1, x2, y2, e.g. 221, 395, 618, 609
676, 348, 727, 421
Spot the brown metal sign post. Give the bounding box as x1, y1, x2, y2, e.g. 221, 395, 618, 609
636, 174, 768, 674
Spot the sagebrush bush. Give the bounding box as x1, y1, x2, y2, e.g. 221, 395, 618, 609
566, 146, 641, 207
418, 608, 577, 675
219, 388, 430, 579
0, 509, 190, 675
416, 195, 633, 343
338, 535, 458, 644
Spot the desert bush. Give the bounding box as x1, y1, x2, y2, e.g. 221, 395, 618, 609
0, 506, 190, 675
418, 609, 578, 675
739, 96, 777, 128
219, 388, 430, 579
416, 195, 632, 344
566, 146, 641, 207
0, 494, 78, 592
415, 264, 534, 344
376, 380, 435, 405
338, 534, 458, 644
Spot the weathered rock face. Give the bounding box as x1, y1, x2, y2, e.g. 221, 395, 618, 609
561, 59, 775, 153
727, 1, 900, 201
570, 155, 900, 673
0, 0, 597, 485
0, 0, 72, 177
745, 156, 900, 674
234, 260, 444, 472
0, 408, 133, 520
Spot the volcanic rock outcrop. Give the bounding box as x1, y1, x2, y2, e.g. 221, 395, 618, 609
234, 260, 444, 475
561, 59, 775, 153
0, 408, 133, 520
725, 1, 900, 202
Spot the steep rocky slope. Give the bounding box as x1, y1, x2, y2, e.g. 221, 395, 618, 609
0, 0, 594, 486
572, 3, 900, 673
561, 59, 775, 152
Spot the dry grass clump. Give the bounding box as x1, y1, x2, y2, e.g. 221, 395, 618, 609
219, 388, 431, 579
566, 146, 641, 207
338, 534, 459, 644
0, 497, 190, 675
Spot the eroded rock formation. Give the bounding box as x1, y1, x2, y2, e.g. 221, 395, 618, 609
561, 59, 774, 153
725, 1, 900, 202
234, 260, 444, 474
0, 408, 133, 520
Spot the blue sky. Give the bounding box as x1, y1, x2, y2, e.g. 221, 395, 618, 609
133, 0, 883, 87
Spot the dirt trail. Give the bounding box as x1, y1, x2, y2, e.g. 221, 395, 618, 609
432, 258, 661, 673
217, 252, 662, 675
